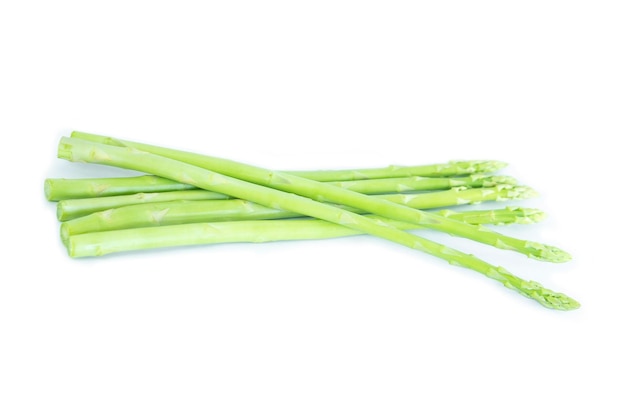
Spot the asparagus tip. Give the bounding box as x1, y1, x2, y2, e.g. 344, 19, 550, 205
498, 185, 539, 200
449, 160, 508, 174
489, 175, 517, 186
523, 281, 581, 311
506, 207, 547, 224
526, 242, 572, 263
475, 160, 507, 173
486, 160, 508, 171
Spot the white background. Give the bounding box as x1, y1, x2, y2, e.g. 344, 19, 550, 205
1, 1, 624, 416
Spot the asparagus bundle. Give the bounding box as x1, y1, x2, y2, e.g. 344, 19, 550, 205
63, 134, 568, 262
45, 132, 579, 310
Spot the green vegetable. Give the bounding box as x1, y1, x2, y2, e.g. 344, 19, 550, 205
55, 183, 533, 221
286, 160, 508, 181
56, 135, 578, 310
66, 216, 578, 310
327, 174, 516, 194
44, 175, 197, 201
61, 199, 545, 242
46, 173, 516, 201
376, 184, 536, 209
56, 189, 230, 221
67, 133, 569, 262
66, 208, 544, 254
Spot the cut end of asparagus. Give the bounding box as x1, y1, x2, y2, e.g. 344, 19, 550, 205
44, 178, 53, 201
521, 281, 581, 311
56, 201, 68, 221
57, 139, 75, 161
60, 223, 70, 247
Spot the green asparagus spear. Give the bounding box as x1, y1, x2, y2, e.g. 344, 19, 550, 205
66, 208, 543, 254
287, 160, 508, 181
327, 174, 516, 194
437, 207, 546, 226
44, 175, 196, 201
57, 136, 578, 310
56, 189, 230, 221
379, 184, 536, 209
60, 197, 545, 241
65, 218, 578, 311
69, 132, 569, 263
56, 182, 532, 221
45, 172, 516, 201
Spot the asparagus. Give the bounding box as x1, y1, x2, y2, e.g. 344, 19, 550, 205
437, 207, 546, 226
287, 160, 508, 181
379, 184, 536, 209
56, 189, 230, 221
56, 181, 533, 221
57, 136, 578, 310
327, 174, 516, 194
44, 175, 196, 201
61, 197, 545, 241
60, 199, 294, 242
66, 209, 543, 255
69, 132, 569, 263
46, 172, 516, 201
66, 217, 578, 311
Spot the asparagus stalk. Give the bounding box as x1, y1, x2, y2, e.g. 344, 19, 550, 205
61, 197, 545, 241
437, 207, 546, 226
66, 217, 578, 310
57, 136, 578, 310
56, 182, 533, 221
56, 189, 230, 221
327, 174, 516, 194
60, 199, 294, 241
287, 160, 508, 181
45, 172, 516, 201
66, 209, 542, 254
44, 175, 196, 201
69, 132, 569, 263
379, 184, 536, 209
